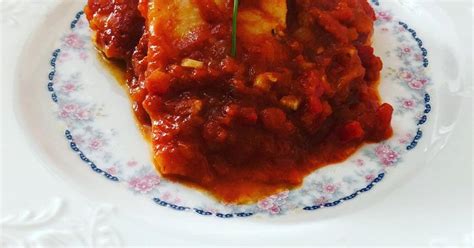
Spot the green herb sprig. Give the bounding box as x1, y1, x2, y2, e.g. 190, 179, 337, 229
231, 0, 239, 57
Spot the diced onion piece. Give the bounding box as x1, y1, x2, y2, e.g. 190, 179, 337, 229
254, 73, 278, 91
280, 95, 301, 110
181, 58, 204, 68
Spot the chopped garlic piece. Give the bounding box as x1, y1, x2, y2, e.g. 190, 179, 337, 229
280, 96, 301, 110
254, 73, 279, 91
181, 58, 204, 68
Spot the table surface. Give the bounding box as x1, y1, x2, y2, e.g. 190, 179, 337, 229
1, 0, 472, 246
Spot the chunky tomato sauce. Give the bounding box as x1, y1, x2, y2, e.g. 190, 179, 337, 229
86, 0, 393, 203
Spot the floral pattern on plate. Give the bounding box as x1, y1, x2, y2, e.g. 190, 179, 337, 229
46, 1, 433, 217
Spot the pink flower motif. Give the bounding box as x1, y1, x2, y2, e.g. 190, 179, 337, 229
408, 79, 426, 90
127, 160, 138, 167
315, 196, 328, 205
74, 109, 91, 120
144, 174, 160, 184
377, 11, 393, 21
257, 191, 287, 215
62, 103, 79, 113
89, 138, 103, 150
375, 144, 390, 156
59, 110, 69, 118
128, 174, 161, 194
79, 51, 88, 61
64, 33, 85, 49
62, 83, 76, 93
365, 174, 375, 182
355, 159, 365, 167
379, 152, 399, 166
59, 52, 70, 62
106, 167, 118, 175
375, 145, 400, 166
401, 47, 412, 54
162, 192, 172, 200
414, 54, 423, 61
399, 134, 413, 144
399, 71, 414, 82
268, 205, 281, 215
74, 135, 85, 145
77, 20, 85, 28
402, 99, 416, 109
386, 150, 399, 161
257, 198, 274, 210
323, 184, 337, 194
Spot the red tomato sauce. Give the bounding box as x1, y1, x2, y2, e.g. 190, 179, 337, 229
85, 0, 393, 203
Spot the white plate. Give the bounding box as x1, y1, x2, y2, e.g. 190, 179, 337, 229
13, 0, 466, 229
